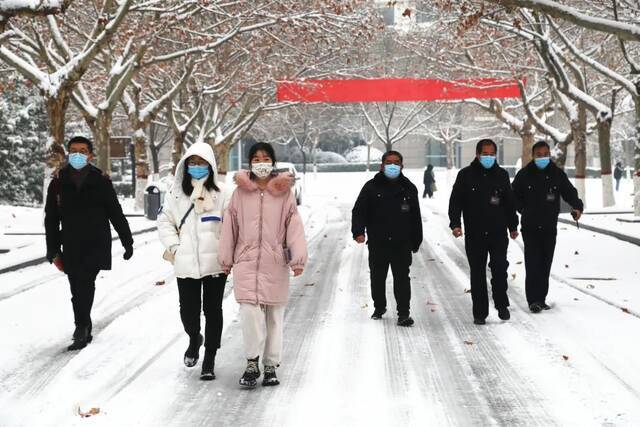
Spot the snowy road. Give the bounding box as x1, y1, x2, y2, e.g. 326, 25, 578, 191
1, 171, 640, 426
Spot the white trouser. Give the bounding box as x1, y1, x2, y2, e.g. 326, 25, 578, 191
239, 303, 286, 367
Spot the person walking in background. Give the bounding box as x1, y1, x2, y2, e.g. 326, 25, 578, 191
448, 139, 519, 325
423, 164, 436, 198
614, 162, 624, 192
158, 142, 229, 381
352, 150, 423, 327
218, 142, 307, 389
512, 140, 584, 313
45, 136, 133, 351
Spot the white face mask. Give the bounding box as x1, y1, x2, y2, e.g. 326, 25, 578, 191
251, 162, 273, 178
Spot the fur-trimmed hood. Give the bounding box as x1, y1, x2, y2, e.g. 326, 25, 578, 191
234, 170, 294, 195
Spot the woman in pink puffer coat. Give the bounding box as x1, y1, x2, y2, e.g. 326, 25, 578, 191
218, 142, 307, 388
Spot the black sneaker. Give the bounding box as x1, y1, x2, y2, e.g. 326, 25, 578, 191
497, 307, 511, 320
67, 325, 91, 351
541, 303, 551, 310
529, 303, 543, 313
397, 315, 414, 327
184, 334, 203, 368
371, 308, 386, 320
239, 356, 260, 388
262, 365, 280, 386
473, 318, 486, 325
200, 350, 216, 381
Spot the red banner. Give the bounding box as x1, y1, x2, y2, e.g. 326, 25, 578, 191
277, 78, 522, 103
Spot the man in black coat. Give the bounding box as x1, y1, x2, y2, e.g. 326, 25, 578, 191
512, 140, 583, 313
448, 139, 519, 325
45, 136, 134, 350
352, 150, 423, 326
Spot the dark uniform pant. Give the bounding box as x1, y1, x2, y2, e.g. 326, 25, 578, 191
368, 244, 412, 316
177, 274, 227, 350
464, 233, 510, 319
522, 232, 557, 304
423, 185, 433, 198
67, 269, 99, 331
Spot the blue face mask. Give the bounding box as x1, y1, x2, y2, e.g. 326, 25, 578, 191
534, 157, 551, 169
383, 164, 401, 179
479, 155, 496, 169
68, 153, 88, 170
188, 165, 209, 180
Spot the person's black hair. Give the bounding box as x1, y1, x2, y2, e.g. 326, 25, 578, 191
532, 140, 550, 154
247, 142, 277, 180
382, 150, 403, 163
182, 159, 219, 195
68, 136, 93, 153
475, 139, 497, 155
248, 142, 277, 165
426, 164, 434, 171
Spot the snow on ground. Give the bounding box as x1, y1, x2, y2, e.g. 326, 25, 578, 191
1, 169, 639, 426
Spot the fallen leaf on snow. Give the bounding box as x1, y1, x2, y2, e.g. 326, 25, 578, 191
304, 283, 315, 287
463, 341, 474, 346
154, 280, 165, 286
573, 298, 579, 301
361, 304, 368, 309
562, 355, 569, 361
574, 251, 579, 255
622, 307, 630, 314
430, 308, 436, 313
516, 261, 523, 265
586, 284, 595, 289
78, 407, 100, 418
511, 273, 516, 280
565, 264, 570, 268
427, 258, 436, 261
426, 301, 437, 306
463, 288, 471, 294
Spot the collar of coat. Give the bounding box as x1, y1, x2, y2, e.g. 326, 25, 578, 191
372, 171, 412, 187
234, 170, 293, 195
56, 164, 106, 183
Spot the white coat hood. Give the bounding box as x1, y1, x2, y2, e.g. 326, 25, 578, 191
172, 142, 219, 193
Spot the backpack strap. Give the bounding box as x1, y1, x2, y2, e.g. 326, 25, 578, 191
177, 203, 195, 231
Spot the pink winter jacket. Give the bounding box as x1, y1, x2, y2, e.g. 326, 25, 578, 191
218, 171, 308, 305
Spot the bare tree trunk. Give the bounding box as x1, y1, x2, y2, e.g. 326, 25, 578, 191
133, 128, 149, 211
94, 110, 112, 174
366, 143, 371, 172
575, 103, 588, 207
633, 101, 640, 216
598, 119, 615, 207
44, 94, 69, 170
212, 141, 232, 175
521, 124, 534, 167
171, 132, 185, 174
445, 138, 455, 170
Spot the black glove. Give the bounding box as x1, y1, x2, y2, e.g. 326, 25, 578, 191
123, 245, 134, 260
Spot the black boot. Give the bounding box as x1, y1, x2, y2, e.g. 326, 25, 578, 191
239, 356, 260, 388
371, 308, 386, 320
184, 334, 203, 368
200, 349, 216, 381
473, 318, 486, 325
67, 325, 91, 351
529, 302, 543, 313
497, 307, 510, 321
262, 365, 280, 386
397, 315, 414, 327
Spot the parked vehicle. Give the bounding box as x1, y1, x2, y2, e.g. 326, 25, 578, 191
275, 162, 303, 205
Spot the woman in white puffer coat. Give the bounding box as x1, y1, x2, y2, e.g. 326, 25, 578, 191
158, 142, 229, 381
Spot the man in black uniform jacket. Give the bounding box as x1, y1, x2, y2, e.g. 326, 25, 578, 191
512, 140, 583, 313
449, 139, 519, 325
352, 151, 423, 326
45, 136, 134, 350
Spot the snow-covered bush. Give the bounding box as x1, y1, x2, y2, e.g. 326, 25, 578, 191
0, 80, 47, 205
344, 145, 384, 163
314, 150, 348, 164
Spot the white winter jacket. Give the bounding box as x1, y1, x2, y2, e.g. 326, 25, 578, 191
157, 143, 230, 279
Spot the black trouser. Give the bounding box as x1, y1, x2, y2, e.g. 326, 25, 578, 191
67, 269, 99, 332
464, 233, 510, 320
522, 232, 557, 305
177, 274, 227, 350
368, 244, 412, 316
423, 185, 433, 198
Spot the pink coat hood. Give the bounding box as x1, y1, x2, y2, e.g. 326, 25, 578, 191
218, 170, 308, 305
